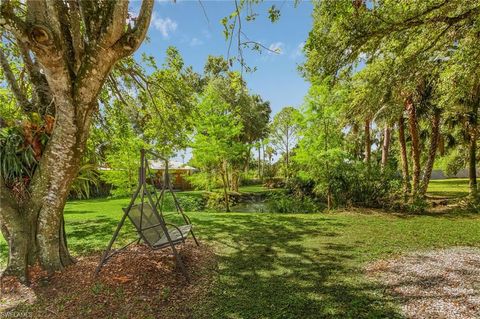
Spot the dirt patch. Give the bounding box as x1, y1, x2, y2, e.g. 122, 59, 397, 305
1, 240, 217, 318
366, 247, 480, 319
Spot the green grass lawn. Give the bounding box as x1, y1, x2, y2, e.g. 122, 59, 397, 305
427, 178, 470, 198
1, 182, 478, 318
2, 191, 479, 318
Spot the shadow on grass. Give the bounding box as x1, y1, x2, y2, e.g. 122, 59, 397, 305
66, 217, 137, 256
188, 213, 402, 319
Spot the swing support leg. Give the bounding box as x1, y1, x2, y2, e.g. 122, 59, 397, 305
95, 184, 142, 276
94, 210, 128, 276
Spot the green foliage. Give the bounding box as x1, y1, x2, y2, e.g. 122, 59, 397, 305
322, 162, 401, 208
186, 171, 220, 191
205, 191, 234, 211
404, 197, 429, 214
435, 149, 466, 177
69, 164, 100, 200
98, 104, 146, 197
190, 78, 246, 188
159, 192, 206, 212
267, 192, 321, 213
0, 126, 36, 182
294, 81, 348, 203
100, 137, 144, 198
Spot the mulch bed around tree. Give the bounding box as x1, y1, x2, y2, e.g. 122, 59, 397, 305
366, 247, 480, 319
0, 240, 217, 319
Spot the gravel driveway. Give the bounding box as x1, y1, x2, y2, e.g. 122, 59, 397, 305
366, 247, 480, 319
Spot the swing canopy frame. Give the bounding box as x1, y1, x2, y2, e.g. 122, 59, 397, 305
95, 149, 199, 279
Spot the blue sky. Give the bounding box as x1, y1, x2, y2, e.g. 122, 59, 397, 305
134, 0, 313, 115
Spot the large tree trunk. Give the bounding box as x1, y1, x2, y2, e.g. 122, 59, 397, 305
0, 0, 154, 281
364, 119, 371, 164
26, 105, 91, 271
420, 110, 441, 196
381, 124, 391, 169
405, 97, 421, 197
0, 182, 29, 282
398, 116, 410, 198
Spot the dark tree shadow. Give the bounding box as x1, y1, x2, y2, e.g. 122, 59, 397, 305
188, 213, 403, 318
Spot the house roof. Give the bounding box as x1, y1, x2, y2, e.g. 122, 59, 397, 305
149, 160, 197, 171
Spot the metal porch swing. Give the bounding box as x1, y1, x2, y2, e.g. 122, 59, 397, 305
95, 149, 199, 280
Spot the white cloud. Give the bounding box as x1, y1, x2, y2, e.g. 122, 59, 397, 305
202, 29, 212, 39
189, 37, 204, 46
290, 42, 305, 59
151, 13, 178, 38
268, 42, 285, 55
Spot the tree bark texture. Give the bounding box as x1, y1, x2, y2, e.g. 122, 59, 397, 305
364, 119, 371, 164
398, 116, 410, 197
381, 125, 391, 169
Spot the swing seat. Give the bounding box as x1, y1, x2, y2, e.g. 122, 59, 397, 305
125, 204, 192, 250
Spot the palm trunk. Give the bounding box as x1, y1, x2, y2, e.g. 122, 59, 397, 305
398, 116, 410, 197
438, 135, 445, 156
381, 124, 391, 169
468, 104, 478, 198
258, 146, 262, 181
364, 119, 371, 164
405, 97, 421, 197
420, 110, 441, 196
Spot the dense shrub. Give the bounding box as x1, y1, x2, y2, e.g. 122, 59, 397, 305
328, 162, 401, 208
176, 195, 206, 212
204, 191, 236, 211
267, 192, 322, 213
289, 162, 401, 209
263, 177, 285, 189
149, 192, 206, 212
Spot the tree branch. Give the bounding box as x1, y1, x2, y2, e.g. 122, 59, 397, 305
0, 46, 33, 112
113, 0, 154, 57
0, 0, 30, 43
100, 0, 129, 48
